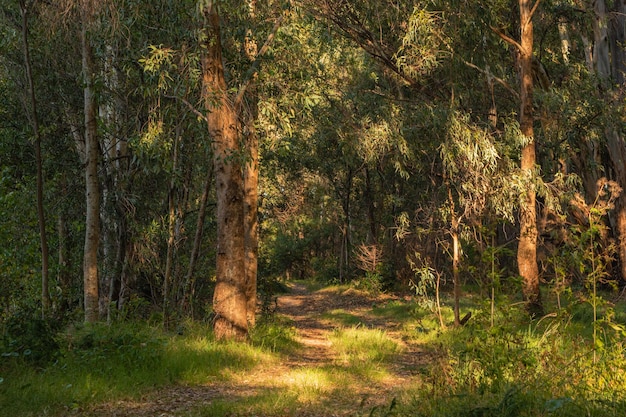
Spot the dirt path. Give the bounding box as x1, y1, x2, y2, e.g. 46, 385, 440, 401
85, 283, 432, 416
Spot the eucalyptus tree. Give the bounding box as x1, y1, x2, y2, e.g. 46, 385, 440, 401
590, 0, 626, 281
199, 0, 283, 339
492, 0, 543, 314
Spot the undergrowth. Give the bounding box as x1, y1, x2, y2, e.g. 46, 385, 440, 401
0, 320, 274, 416
2, 286, 626, 417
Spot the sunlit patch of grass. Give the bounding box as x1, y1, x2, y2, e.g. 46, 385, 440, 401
0, 321, 276, 416
317, 283, 353, 294
164, 336, 271, 385
321, 308, 364, 326
249, 317, 300, 354
330, 326, 401, 378
284, 367, 335, 402
193, 390, 302, 417
192, 367, 360, 417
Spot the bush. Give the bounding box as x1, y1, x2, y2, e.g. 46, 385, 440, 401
1, 309, 60, 366
61, 322, 163, 372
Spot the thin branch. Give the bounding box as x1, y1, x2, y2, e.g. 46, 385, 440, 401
527, 0, 542, 27
490, 25, 523, 52
234, 14, 285, 109
163, 94, 207, 122
462, 60, 520, 99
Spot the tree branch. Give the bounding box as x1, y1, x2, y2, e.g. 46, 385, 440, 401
462, 60, 520, 99
234, 14, 285, 109
164, 94, 208, 122
490, 25, 523, 52
527, 0, 542, 28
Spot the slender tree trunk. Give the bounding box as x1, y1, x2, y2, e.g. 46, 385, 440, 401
447, 187, 461, 326
82, 16, 100, 323
593, 0, 611, 84
183, 162, 213, 317
364, 167, 378, 244
202, 4, 248, 341
518, 0, 543, 316
243, 0, 259, 327
243, 133, 259, 326
100, 40, 129, 321
607, 0, 626, 281
57, 212, 70, 308
592, 0, 626, 281
610, 0, 626, 85
163, 130, 180, 327
20, 0, 50, 316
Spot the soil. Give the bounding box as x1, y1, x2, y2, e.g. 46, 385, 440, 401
83, 283, 435, 417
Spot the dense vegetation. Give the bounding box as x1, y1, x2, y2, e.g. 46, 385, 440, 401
2, 0, 626, 414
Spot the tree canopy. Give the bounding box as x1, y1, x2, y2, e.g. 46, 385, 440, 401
1, 0, 626, 338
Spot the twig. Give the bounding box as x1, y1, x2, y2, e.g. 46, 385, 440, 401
163, 94, 207, 122
462, 60, 520, 99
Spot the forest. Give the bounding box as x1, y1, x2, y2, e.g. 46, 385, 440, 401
2, 0, 626, 415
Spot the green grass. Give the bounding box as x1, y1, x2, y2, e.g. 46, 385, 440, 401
320, 308, 364, 326
329, 325, 401, 380
4, 285, 626, 417
0, 321, 275, 416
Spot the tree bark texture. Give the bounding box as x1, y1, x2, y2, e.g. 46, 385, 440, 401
607, 0, 626, 281
82, 18, 100, 323
243, 0, 259, 327
202, 4, 248, 341
593, 0, 626, 281
244, 100, 259, 327
99, 40, 130, 321
517, 0, 543, 316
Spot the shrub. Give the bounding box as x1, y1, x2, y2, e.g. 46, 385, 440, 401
1, 309, 60, 366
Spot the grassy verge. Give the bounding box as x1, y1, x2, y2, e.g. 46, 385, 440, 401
0, 320, 276, 416
3, 287, 626, 416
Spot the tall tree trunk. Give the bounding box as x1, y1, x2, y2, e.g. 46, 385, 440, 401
607, 0, 626, 281
243, 0, 259, 327
202, 3, 248, 341
593, 0, 611, 85
593, 0, 626, 281
99, 40, 129, 321
518, 0, 543, 316
20, 0, 50, 316
244, 121, 259, 327
82, 15, 100, 323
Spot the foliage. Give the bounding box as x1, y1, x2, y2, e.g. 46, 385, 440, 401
1, 308, 60, 366
0, 321, 271, 416
395, 7, 448, 79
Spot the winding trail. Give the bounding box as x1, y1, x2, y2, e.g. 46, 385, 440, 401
85, 283, 434, 416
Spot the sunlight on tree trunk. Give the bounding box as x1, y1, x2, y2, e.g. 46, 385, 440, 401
202, 3, 248, 341
243, 0, 259, 328
517, 0, 543, 316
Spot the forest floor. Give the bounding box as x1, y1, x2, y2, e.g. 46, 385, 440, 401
86, 282, 437, 416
